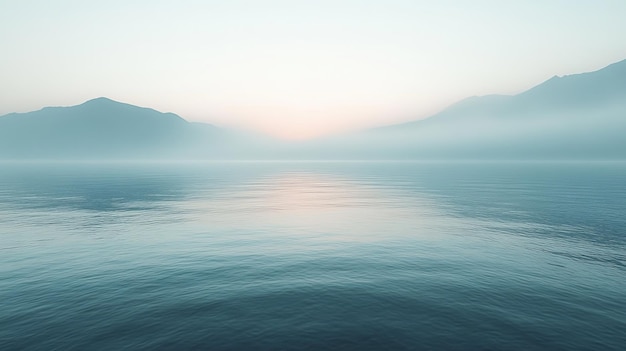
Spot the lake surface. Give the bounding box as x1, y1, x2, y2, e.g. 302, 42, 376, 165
1, 161, 625, 350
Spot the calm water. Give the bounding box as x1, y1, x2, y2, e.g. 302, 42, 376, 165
0, 161, 625, 350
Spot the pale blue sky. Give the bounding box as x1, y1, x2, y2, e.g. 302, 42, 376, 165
2, 0, 626, 138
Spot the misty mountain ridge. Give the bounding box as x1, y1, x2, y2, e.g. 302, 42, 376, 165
0, 97, 279, 159
1, 58, 625, 160
326, 58, 626, 160
384, 58, 626, 129
0, 97, 209, 158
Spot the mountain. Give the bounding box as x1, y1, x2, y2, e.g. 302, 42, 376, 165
0, 97, 290, 160
0, 97, 211, 159
2, 59, 625, 160
304, 59, 626, 160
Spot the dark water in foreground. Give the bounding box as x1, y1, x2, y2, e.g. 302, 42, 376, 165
0, 162, 625, 350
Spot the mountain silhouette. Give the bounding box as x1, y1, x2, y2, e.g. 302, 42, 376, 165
0, 97, 223, 159
1, 59, 625, 160
317, 58, 626, 160
381, 59, 626, 129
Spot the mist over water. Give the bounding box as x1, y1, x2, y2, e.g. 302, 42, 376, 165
1, 161, 625, 350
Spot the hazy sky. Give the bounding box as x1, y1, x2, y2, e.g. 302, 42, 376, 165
2, 0, 626, 139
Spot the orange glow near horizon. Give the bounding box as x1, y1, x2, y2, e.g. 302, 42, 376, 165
203, 103, 438, 140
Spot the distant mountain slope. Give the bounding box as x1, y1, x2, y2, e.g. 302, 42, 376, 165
385, 58, 626, 129
0, 97, 289, 160
316, 58, 626, 160
2, 58, 625, 160
514, 58, 626, 112
0, 97, 222, 159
